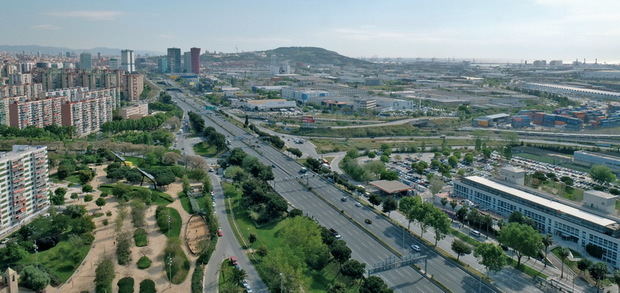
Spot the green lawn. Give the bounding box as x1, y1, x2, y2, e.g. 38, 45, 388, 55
156, 207, 182, 238
223, 182, 359, 292
180, 193, 210, 214
99, 184, 173, 206
18, 240, 90, 283
193, 141, 222, 157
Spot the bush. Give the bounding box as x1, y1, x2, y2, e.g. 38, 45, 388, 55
155, 206, 182, 237
164, 238, 190, 284
137, 256, 152, 269
82, 184, 94, 192
70, 193, 78, 199
191, 265, 204, 293
116, 232, 132, 265
103, 219, 109, 226
20, 265, 50, 291
84, 194, 93, 202
95, 258, 115, 293
139, 279, 156, 293
117, 277, 134, 293
134, 228, 148, 247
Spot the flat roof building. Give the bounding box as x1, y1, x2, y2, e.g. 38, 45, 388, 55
369, 180, 412, 195
574, 151, 620, 175
454, 174, 620, 269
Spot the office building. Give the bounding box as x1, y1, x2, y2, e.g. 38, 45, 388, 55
453, 167, 620, 269
122, 73, 144, 101
239, 99, 296, 111
120, 50, 135, 73
119, 103, 148, 119
79, 53, 92, 70
190, 47, 201, 74
354, 99, 377, 111
108, 58, 120, 70
158, 57, 168, 73
167, 48, 181, 73
183, 52, 192, 73
574, 151, 620, 175
0, 145, 49, 236
281, 88, 329, 103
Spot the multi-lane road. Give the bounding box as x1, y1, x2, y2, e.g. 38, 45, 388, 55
170, 89, 499, 293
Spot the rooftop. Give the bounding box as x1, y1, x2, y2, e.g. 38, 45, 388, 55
369, 180, 412, 194
246, 99, 289, 105
575, 150, 620, 161
585, 190, 618, 200
464, 176, 618, 229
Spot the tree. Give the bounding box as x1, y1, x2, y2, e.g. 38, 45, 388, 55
139, 279, 156, 293
54, 187, 67, 197
330, 240, 351, 268
557, 247, 570, 279
440, 197, 448, 207
96, 197, 106, 209
482, 147, 492, 159
231, 267, 247, 286
613, 270, 620, 291
498, 223, 543, 267
95, 258, 115, 293
590, 165, 616, 184
451, 239, 472, 261
20, 265, 50, 292
430, 209, 451, 246
244, 115, 249, 127
450, 199, 457, 210
474, 243, 507, 273
287, 147, 303, 158
249, 233, 257, 244
448, 156, 458, 168
542, 235, 553, 268
368, 194, 382, 206
502, 145, 512, 160
429, 176, 444, 197
382, 197, 397, 215
560, 176, 574, 186
361, 276, 393, 293
464, 153, 474, 165
399, 196, 422, 230
82, 184, 93, 193
577, 259, 592, 276
589, 262, 608, 292
340, 259, 366, 280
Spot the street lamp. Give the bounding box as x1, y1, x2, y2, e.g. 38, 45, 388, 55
167, 255, 173, 288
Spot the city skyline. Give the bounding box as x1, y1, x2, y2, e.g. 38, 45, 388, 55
3, 0, 620, 62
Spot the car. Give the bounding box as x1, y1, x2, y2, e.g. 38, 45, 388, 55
470, 230, 481, 237
355, 202, 362, 207
212, 202, 216, 207
340, 197, 348, 202
410, 244, 421, 252
364, 218, 372, 224
217, 228, 224, 237
329, 228, 342, 239
229, 256, 238, 266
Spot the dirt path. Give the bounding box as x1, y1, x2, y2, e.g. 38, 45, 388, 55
52, 167, 198, 293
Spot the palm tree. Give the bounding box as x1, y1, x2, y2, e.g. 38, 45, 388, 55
558, 248, 570, 279
231, 267, 247, 286
542, 235, 552, 268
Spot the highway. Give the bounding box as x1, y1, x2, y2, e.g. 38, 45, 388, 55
170, 89, 498, 293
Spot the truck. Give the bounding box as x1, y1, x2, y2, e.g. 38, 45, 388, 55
205, 105, 218, 111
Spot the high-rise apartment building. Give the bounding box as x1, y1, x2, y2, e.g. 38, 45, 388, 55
183, 52, 192, 73
79, 53, 92, 70
158, 57, 168, 73
0, 145, 49, 235
61, 93, 117, 136
122, 73, 144, 101
8, 96, 68, 128
167, 48, 181, 73
121, 50, 135, 73
190, 47, 201, 74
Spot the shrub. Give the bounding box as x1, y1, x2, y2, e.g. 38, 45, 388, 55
116, 232, 132, 265
20, 265, 50, 291
95, 258, 115, 293
191, 265, 204, 293
139, 279, 156, 293
164, 238, 190, 284
82, 184, 94, 193
70, 193, 79, 199
134, 228, 148, 247
117, 277, 134, 293
103, 219, 109, 226
137, 256, 152, 269
84, 194, 93, 202
131, 201, 147, 228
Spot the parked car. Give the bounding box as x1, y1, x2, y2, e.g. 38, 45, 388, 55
217, 228, 224, 237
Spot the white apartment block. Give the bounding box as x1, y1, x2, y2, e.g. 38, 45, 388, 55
8, 96, 68, 129
0, 145, 49, 235
454, 174, 620, 269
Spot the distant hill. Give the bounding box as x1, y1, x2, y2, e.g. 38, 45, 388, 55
0, 45, 162, 56
203, 46, 371, 67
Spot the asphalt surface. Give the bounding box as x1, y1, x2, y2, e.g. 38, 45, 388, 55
172, 126, 268, 293
171, 89, 498, 293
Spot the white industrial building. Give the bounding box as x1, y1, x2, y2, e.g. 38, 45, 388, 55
521, 82, 620, 100
239, 99, 296, 111
453, 166, 620, 269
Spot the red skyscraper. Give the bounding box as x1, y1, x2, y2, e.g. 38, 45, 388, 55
190, 47, 201, 74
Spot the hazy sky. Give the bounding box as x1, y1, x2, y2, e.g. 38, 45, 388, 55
3, 0, 620, 61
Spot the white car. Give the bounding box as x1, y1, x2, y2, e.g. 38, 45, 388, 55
355, 202, 362, 207
410, 244, 421, 252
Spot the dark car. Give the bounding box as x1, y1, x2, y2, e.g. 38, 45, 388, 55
364, 219, 372, 224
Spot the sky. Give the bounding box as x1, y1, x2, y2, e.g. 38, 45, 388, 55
2, 0, 620, 62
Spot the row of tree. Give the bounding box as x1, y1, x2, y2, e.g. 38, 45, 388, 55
398, 196, 451, 246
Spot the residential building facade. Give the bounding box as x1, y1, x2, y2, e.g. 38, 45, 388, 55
0, 145, 49, 236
